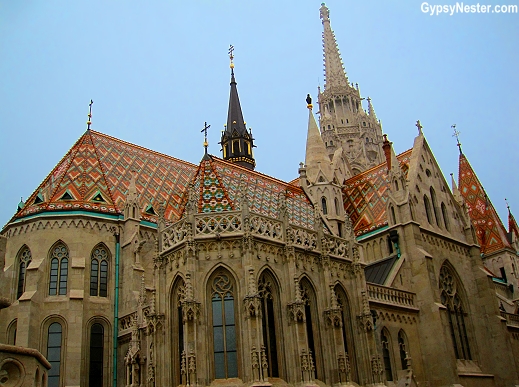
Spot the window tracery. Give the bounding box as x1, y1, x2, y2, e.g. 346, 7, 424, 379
49, 243, 69, 296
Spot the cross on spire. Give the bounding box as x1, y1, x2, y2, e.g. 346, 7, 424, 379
229, 45, 235, 69
87, 99, 93, 130
201, 122, 211, 154
452, 124, 462, 154
415, 120, 423, 135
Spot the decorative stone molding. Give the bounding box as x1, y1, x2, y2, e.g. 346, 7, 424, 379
338, 352, 351, 383
300, 348, 316, 383
5, 218, 117, 238
288, 278, 306, 323
371, 355, 384, 384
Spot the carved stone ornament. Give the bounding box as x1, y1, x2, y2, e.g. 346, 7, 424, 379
287, 277, 306, 323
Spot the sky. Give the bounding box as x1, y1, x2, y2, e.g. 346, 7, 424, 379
1, 0, 518, 229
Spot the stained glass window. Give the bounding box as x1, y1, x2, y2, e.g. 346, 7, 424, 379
49, 244, 68, 296
90, 245, 109, 297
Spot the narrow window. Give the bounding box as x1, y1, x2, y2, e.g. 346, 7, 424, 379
321, 197, 328, 215
90, 245, 109, 297
334, 198, 340, 215
17, 246, 32, 299
439, 265, 472, 360
441, 202, 450, 230
398, 330, 407, 370
89, 323, 104, 387
381, 329, 393, 381
301, 279, 320, 379
258, 272, 280, 377
7, 320, 17, 345
212, 272, 237, 379
390, 206, 396, 225
430, 187, 441, 227
47, 322, 63, 387
423, 195, 432, 224
49, 243, 69, 296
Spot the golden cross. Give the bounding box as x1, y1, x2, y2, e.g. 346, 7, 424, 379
201, 122, 211, 154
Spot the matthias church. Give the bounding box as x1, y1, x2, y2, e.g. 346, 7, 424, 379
1, 4, 519, 387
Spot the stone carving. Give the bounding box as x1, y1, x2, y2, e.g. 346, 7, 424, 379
249, 214, 283, 240
338, 352, 351, 383
288, 277, 306, 323
195, 213, 242, 235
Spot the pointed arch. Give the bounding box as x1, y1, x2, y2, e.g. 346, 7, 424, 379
397, 329, 408, 370
423, 195, 432, 224
16, 245, 32, 299
7, 319, 17, 345
430, 187, 441, 227
380, 327, 394, 381
334, 197, 341, 216
441, 202, 450, 231
321, 197, 328, 215
48, 241, 69, 296
90, 243, 110, 297
299, 276, 323, 380
208, 268, 239, 379
334, 284, 358, 382
170, 275, 186, 386
439, 262, 472, 360
258, 268, 283, 378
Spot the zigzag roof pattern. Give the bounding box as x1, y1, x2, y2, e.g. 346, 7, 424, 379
181, 156, 316, 229
343, 149, 412, 236
458, 153, 511, 254
14, 130, 198, 224
509, 210, 519, 241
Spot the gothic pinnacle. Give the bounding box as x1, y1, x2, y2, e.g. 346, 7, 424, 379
320, 3, 348, 89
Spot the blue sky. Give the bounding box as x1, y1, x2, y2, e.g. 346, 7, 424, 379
1, 0, 518, 228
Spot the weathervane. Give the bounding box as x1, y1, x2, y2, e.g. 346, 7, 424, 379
452, 124, 462, 154
201, 122, 211, 154
87, 99, 93, 130
229, 45, 235, 69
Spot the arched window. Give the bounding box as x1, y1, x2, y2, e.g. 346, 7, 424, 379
171, 277, 186, 386
211, 271, 238, 379
335, 286, 357, 382
49, 243, 69, 296
89, 323, 104, 387
7, 319, 17, 345
90, 245, 109, 297
423, 195, 432, 224
398, 330, 408, 370
17, 246, 32, 299
300, 278, 321, 379
258, 271, 281, 377
439, 265, 472, 360
390, 206, 396, 225
47, 322, 63, 387
381, 328, 393, 381
430, 187, 441, 226
321, 197, 328, 215
441, 202, 450, 231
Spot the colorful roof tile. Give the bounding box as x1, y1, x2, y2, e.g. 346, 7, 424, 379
343, 149, 412, 236
14, 130, 198, 223
458, 154, 511, 254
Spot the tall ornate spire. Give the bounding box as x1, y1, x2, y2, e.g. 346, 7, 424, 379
320, 3, 348, 89
220, 45, 255, 170
367, 97, 377, 120
305, 95, 332, 184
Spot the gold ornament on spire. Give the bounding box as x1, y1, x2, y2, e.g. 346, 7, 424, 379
87, 99, 93, 130
229, 45, 235, 69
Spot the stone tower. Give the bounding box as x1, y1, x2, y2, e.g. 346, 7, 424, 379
318, 3, 384, 175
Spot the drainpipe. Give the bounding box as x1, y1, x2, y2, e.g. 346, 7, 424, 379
389, 229, 401, 258
113, 230, 121, 387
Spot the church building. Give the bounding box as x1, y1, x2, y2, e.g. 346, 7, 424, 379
1, 4, 519, 387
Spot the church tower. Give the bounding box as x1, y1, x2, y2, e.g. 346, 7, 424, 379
220, 47, 256, 170
318, 3, 384, 175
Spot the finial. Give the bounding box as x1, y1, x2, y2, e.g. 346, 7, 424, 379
416, 120, 423, 135
319, 3, 330, 22
201, 122, 211, 155
452, 124, 462, 154
87, 99, 93, 130
506, 198, 511, 214
229, 45, 235, 69
306, 94, 313, 109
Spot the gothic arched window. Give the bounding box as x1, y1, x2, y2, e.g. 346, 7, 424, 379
171, 277, 186, 386
258, 271, 280, 377
423, 195, 432, 225
90, 244, 109, 297
381, 328, 393, 381
47, 322, 63, 387
398, 330, 408, 370
439, 264, 472, 360
300, 278, 321, 379
321, 197, 328, 215
211, 271, 238, 379
441, 202, 450, 231
89, 323, 104, 387
334, 198, 340, 216
430, 187, 441, 227
49, 243, 69, 295
17, 246, 32, 299
335, 285, 357, 381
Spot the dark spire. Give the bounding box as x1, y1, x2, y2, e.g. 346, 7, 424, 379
220, 46, 255, 170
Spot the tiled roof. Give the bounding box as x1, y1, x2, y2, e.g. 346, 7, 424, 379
343, 149, 412, 236
458, 154, 511, 254
14, 130, 197, 223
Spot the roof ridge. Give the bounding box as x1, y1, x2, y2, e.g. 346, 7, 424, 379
88, 130, 118, 208
345, 148, 412, 183
90, 130, 198, 168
